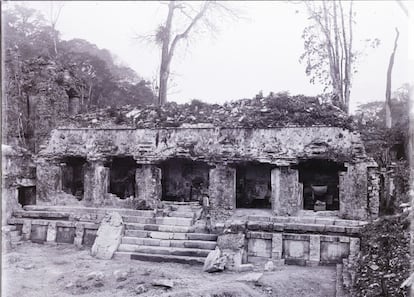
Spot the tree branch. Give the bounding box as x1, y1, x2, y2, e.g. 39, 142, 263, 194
168, 1, 210, 62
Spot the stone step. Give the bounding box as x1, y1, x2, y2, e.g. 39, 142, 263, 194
156, 217, 193, 226
118, 244, 211, 258
114, 252, 205, 265
123, 216, 194, 226
121, 237, 217, 250
13, 210, 71, 220
167, 211, 195, 218
125, 230, 218, 241
125, 223, 193, 233
23, 205, 155, 217
122, 216, 156, 224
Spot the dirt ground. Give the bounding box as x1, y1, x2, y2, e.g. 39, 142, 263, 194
1, 242, 337, 297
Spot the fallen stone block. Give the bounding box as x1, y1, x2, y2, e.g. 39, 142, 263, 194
91, 212, 123, 260
203, 248, 226, 273
236, 264, 254, 272
151, 279, 174, 288
264, 260, 274, 271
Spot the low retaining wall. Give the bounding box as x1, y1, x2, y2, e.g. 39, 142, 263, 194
8, 218, 99, 247
216, 218, 361, 267
246, 231, 359, 266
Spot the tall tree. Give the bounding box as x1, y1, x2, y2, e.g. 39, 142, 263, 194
48, 2, 64, 56
142, 1, 237, 105
385, 28, 399, 129
300, 0, 355, 113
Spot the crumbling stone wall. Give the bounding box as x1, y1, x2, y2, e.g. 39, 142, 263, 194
339, 161, 378, 220
36, 158, 62, 204
2, 145, 36, 224
36, 126, 378, 220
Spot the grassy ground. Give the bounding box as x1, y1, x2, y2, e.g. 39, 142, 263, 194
2, 242, 337, 297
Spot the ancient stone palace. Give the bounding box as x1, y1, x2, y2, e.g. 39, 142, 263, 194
4, 122, 380, 269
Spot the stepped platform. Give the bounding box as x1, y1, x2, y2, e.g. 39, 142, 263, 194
8, 202, 216, 265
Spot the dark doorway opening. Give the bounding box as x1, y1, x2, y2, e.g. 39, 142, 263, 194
62, 156, 86, 200
18, 186, 36, 206
298, 160, 345, 211
236, 163, 272, 209
161, 158, 210, 202
109, 157, 137, 199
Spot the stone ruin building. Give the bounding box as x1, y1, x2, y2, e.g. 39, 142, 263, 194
3, 119, 380, 270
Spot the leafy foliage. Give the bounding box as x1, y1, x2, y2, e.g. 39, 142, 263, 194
3, 4, 156, 151
355, 84, 411, 215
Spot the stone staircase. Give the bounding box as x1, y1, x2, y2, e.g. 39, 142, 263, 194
6, 202, 218, 264
114, 201, 217, 265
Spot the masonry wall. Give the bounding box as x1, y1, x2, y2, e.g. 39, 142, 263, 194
40, 127, 367, 163
2, 145, 36, 224
36, 127, 378, 220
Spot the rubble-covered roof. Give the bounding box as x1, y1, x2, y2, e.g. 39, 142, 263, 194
61, 94, 355, 130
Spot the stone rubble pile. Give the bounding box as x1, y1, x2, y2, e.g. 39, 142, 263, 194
353, 212, 410, 297
62, 94, 355, 130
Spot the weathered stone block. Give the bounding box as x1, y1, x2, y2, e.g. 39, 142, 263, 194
91, 212, 124, 260
82, 228, 97, 247
21, 220, 32, 240
283, 239, 309, 260
74, 223, 84, 248
203, 248, 226, 273
320, 241, 350, 264
56, 226, 76, 244
217, 233, 245, 251
309, 235, 321, 263
30, 224, 47, 243
46, 222, 57, 242
271, 233, 283, 260
247, 238, 271, 258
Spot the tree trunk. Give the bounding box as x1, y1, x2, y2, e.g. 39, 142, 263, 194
158, 1, 175, 105
385, 28, 399, 129
158, 57, 170, 105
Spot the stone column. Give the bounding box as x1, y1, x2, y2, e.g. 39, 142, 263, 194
84, 159, 109, 207
308, 235, 321, 266
367, 167, 380, 219
36, 158, 62, 205
135, 164, 162, 209
208, 165, 236, 220
339, 163, 369, 220
271, 166, 301, 216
